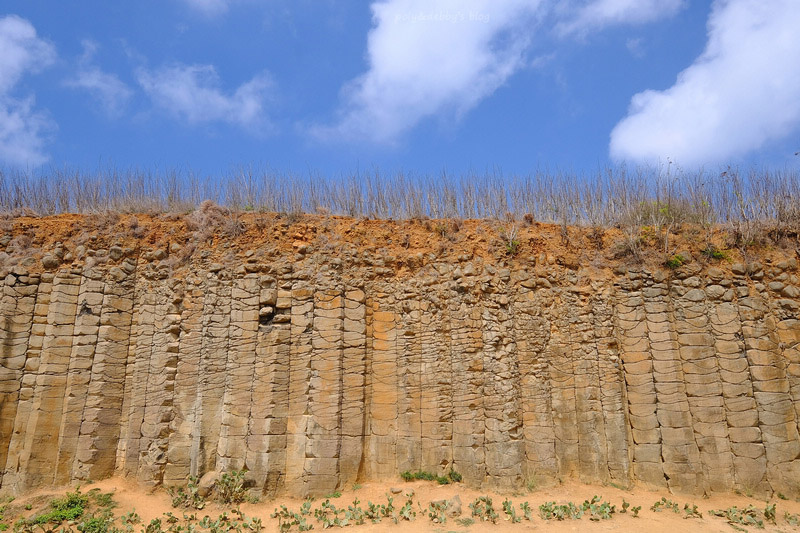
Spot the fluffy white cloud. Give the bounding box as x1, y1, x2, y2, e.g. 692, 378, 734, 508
0, 15, 56, 166
0, 97, 53, 166
555, 0, 685, 37
65, 41, 132, 117
314, 0, 543, 144
610, 0, 800, 167
317, 0, 684, 145
137, 64, 271, 129
179, 0, 230, 16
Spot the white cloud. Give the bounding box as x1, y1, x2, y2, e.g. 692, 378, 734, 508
137, 64, 272, 129
313, 0, 543, 144
316, 0, 685, 145
179, 0, 230, 16
0, 15, 56, 166
65, 40, 132, 117
610, 0, 800, 168
555, 0, 685, 37
0, 97, 53, 166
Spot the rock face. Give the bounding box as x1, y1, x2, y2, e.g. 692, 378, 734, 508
2, 244, 800, 499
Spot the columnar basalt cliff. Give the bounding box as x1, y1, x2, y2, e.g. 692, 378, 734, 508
1, 214, 800, 499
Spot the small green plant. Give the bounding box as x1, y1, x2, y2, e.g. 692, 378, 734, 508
313, 499, 343, 528
87, 490, 114, 511
364, 501, 386, 524
582, 496, 615, 521
702, 246, 728, 260
32, 488, 89, 525
764, 503, 776, 524
344, 498, 365, 526
120, 510, 140, 527
217, 470, 248, 505
76, 511, 114, 533
167, 476, 205, 510
397, 495, 416, 522
620, 499, 630, 513
631, 505, 641, 517
455, 517, 474, 527
777, 492, 788, 500
683, 503, 702, 519
785, 511, 799, 526
144, 518, 163, 533
519, 502, 532, 521
469, 496, 498, 523
501, 225, 521, 256
650, 497, 680, 513
324, 491, 342, 499
664, 255, 685, 269
709, 505, 764, 529
501, 499, 520, 523
447, 469, 462, 483
539, 501, 582, 520
425, 501, 447, 524
351, 483, 361, 491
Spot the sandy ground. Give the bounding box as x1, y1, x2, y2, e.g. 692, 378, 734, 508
5, 477, 800, 533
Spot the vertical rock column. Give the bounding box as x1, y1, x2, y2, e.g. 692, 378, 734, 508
513, 281, 556, 483
591, 285, 630, 484
615, 273, 665, 488
117, 274, 155, 477
648, 275, 702, 494
482, 284, 523, 489
164, 275, 205, 484
74, 262, 136, 481
3, 272, 50, 492
246, 278, 290, 497
450, 290, 481, 483
421, 286, 452, 477
567, 288, 609, 484
363, 294, 398, 479
305, 288, 344, 494
135, 280, 177, 484
17, 270, 80, 491
339, 288, 366, 485
673, 277, 733, 493
0, 269, 39, 488
708, 273, 767, 493
54, 268, 104, 485
548, 292, 579, 478
738, 290, 800, 495
217, 274, 259, 471
395, 292, 421, 474
285, 286, 313, 494
192, 270, 231, 475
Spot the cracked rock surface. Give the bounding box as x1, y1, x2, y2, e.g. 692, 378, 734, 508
2, 218, 800, 499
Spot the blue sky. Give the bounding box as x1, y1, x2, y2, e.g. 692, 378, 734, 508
1, 0, 799, 178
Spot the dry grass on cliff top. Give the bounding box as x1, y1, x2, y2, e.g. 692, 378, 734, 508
5, 477, 800, 532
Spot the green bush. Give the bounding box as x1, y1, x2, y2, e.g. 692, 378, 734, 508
218, 470, 248, 505
167, 476, 205, 510
399, 469, 460, 485
33, 488, 89, 524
